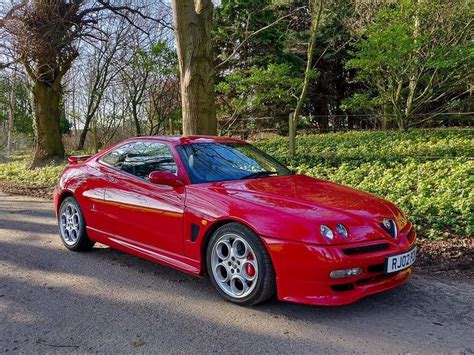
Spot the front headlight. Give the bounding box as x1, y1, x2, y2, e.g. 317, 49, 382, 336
320, 225, 334, 240
336, 224, 348, 238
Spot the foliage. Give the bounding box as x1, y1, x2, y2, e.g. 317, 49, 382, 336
0, 78, 34, 135
59, 116, 72, 135
213, 0, 473, 135
255, 128, 474, 239
217, 63, 302, 133
344, 0, 473, 129
214, 0, 306, 133
213, 0, 299, 70
0, 154, 64, 188
130, 41, 178, 76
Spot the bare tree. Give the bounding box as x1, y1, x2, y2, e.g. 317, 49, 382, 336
147, 75, 180, 134
120, 42, 150, 136
1, 0, 170, 166
77, 19, 129, 150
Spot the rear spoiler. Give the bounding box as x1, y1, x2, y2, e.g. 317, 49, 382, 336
67, 155, 93, 165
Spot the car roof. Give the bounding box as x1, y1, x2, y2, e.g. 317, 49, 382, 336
122, 135, 246, 146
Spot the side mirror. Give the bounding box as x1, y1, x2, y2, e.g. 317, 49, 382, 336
148, 171, 184, 188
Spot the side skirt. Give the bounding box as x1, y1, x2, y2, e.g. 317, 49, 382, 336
87, 226, 202, 276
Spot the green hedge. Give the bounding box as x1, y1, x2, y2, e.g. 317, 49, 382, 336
0, 154, 64, 188
255, 129, 473, 239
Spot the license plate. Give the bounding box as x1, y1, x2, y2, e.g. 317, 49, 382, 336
385, 246, 417, 274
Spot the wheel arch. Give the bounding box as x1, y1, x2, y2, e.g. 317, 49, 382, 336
56, 190, 75, 213
200, 218, 274, 276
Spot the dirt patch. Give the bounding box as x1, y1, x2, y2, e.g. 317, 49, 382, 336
0, 181, 54, 199
415, 237, 473, 282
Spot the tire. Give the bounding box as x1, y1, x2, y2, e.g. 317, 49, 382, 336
58, 196, 95, 251
206, 222, 276, 306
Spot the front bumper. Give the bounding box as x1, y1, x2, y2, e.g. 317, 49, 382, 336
262, 225, 416, 306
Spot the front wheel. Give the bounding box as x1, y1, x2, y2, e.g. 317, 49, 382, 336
206, 223, 276, 306
58, 196, 95, 251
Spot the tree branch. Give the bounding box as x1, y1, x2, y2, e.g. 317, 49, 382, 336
216, 6, 307, 69
83, 0, 173, 31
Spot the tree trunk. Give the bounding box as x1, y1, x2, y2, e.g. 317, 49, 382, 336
7, 78, 16, 154
172, 0, 217, 136
31, 81, 65, 167
288, 113, 296, 155
77, 115, 92, 150
381, 104, 388, 130
132, 103, 141, 135
289, 0, 324, 157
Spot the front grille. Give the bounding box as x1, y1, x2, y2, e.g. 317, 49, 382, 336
331, 283, 355, 292
331, 272, 399, 292
367, 263, 384, 273
343, 243, 389, 255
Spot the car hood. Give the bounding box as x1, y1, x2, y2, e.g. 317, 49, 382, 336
203, 174, 407, 244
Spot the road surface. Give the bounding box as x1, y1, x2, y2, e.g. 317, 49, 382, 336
0, 192, 473, 354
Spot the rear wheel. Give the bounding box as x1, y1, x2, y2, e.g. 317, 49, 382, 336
58, 197, 95, 251
206, 223, 276, 306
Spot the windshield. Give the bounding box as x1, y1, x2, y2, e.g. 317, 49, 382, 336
176, 143, 292, 184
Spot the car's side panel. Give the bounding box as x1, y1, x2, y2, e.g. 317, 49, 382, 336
99, 165, 186, 255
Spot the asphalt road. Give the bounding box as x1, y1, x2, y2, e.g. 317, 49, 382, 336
1, 192, 473, 354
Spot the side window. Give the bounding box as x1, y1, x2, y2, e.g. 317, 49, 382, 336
100, 143, 132, 168
120, 141, 177, 180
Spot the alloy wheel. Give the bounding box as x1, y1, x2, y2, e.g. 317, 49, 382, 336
210, 233, 259, 299
60, 202, 81, 246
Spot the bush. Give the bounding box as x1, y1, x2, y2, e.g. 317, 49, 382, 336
0, 154, 64, 188
255, 128, 473, 239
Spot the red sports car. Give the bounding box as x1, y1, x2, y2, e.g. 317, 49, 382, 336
54, 135, 416, 306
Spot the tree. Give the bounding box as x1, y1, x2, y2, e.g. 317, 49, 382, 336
213, 0, 306, 136
6, 74, 15, 153
2, 1, 80, 165
214, 0, 299, 71
144, 43, 180, 135
289, 0, 324, 156
216, 64, 301, 136
0, 72, 34, 151
1, 0, 169, 166
343, 0, 473, 129
172, 0, 217, 136
77, 19, 128, 150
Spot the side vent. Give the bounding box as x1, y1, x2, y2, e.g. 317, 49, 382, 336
190, 223, 200, 242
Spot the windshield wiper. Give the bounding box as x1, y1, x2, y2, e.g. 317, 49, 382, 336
240, 171, 278, 180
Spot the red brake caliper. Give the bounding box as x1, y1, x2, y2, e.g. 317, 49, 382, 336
246, 253, 256, 277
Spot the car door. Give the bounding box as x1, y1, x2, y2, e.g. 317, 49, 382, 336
99, 141, 185, 255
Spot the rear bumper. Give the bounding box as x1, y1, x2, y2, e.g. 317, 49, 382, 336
262, 226, 416, 306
